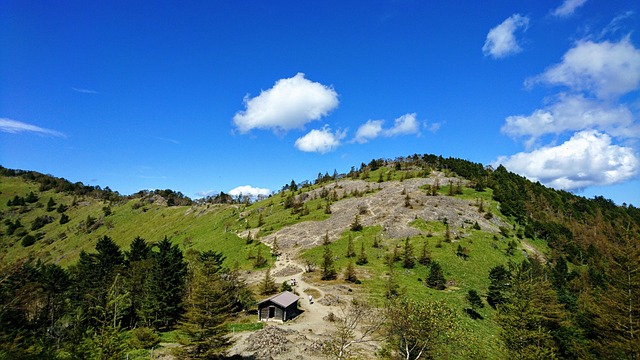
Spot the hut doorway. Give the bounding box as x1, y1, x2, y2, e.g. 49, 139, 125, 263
268, 306, 275, 318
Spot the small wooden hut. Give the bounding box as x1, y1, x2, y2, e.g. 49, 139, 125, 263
258, 291, 299, 322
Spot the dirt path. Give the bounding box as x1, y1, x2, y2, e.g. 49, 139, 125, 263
229, 247, 355, 359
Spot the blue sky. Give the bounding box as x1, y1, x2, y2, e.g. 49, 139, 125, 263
2, 0, 639, 206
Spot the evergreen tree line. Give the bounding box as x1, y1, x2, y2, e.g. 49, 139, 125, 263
0, 235, 253, 359
487, 246, 639, 360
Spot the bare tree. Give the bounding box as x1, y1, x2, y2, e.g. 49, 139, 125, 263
324, 298, 387, 360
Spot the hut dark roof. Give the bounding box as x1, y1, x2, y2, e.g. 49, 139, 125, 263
259, 291, 299, 308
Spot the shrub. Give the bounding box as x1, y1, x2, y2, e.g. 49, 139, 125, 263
21, 234, 36, 247
31, 215, 53, 231
129, 327, 160, 349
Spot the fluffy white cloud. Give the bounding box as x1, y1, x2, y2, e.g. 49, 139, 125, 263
551, 0, 587, 17
233, 73, 339, 133
352, 113, 422, 143
295, 126, 345, 154
353, 120, 384, 144
229, 185, 271, 198
501, 94, 638, 147
385, 113, 420, 136
0, 118, 65, 137
494, 131, 639, 190
528, 38, 640, 99
482, 14, 529, 59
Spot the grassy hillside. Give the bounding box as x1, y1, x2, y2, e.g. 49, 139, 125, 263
1, 155, 638, 359
0, 175, 272, 269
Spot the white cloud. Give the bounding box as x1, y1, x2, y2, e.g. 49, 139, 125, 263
295, 126, 345, 154
353, 120, 384, 144
352, 113, 424, 143
233, 73, 339, 133
229, 185, 271, 198
494, 131, 639, 190
385, 113, 420, 136
501, 94, 638, 147
0, 118, 65, 137
552, 0, 587, 17
482, 14, 529, 59
527, 37, 640, 99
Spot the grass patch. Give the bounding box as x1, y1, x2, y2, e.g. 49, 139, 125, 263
226, 322, 264, 332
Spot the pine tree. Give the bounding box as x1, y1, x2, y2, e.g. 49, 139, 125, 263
346, 234, 355, 258
344, 261, 358, 283
321, 232, 337, 280
496, 259, 566, 360
325, 202, 332, 214
259, 267, 277, 295
426, 261, 446, 290
418, 241, 431, 265
271, 236, 280, 257
350, 215, 363, 232
46, 197, 56, 211
385, 263, 401, 299
180, 255, 233, 358
466, 289, 484, 311
444, 224, 452, 243
369, 236, 379, 249
591, 230, 640, 359
487, 265, 511, 309
253, 247, 267, 268
356, 241, 368, 265
403, 237, 415, 269
148, 236, 187, 329
59, 213, 70, 224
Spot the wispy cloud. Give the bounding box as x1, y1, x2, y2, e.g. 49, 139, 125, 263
482, 14, 529, 59
551, 0, 587, 18
233, 73, 339, 134
600, 11, 635, 38
0, 118, 65, 137
154, 136, 180, 144
72, 87, 99, 94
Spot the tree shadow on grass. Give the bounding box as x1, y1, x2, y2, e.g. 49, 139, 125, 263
465, 308, 484, 320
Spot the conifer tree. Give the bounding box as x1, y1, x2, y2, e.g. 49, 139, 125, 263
356, 241, 368, 265
487, 264, 511, 309
419, 241, 431, 265
321, 232, 337, 280
346, 234, 356, 258
385, 262, 401, 299
350, 215, 363, 231
271, 236, 280, 257
180, 254, 233, 358
46, 197, 56, 211
259, 267, 277, 295
344, 261, 358, 283
147, 236, 187, 329
426, 261, 446, 290
253, 247, 267, 268
496, 259, 566, 360
403, 237, 415, 269
372, 235, 381, 248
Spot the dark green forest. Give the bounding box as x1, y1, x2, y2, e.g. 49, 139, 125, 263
1, 154, 639, 359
